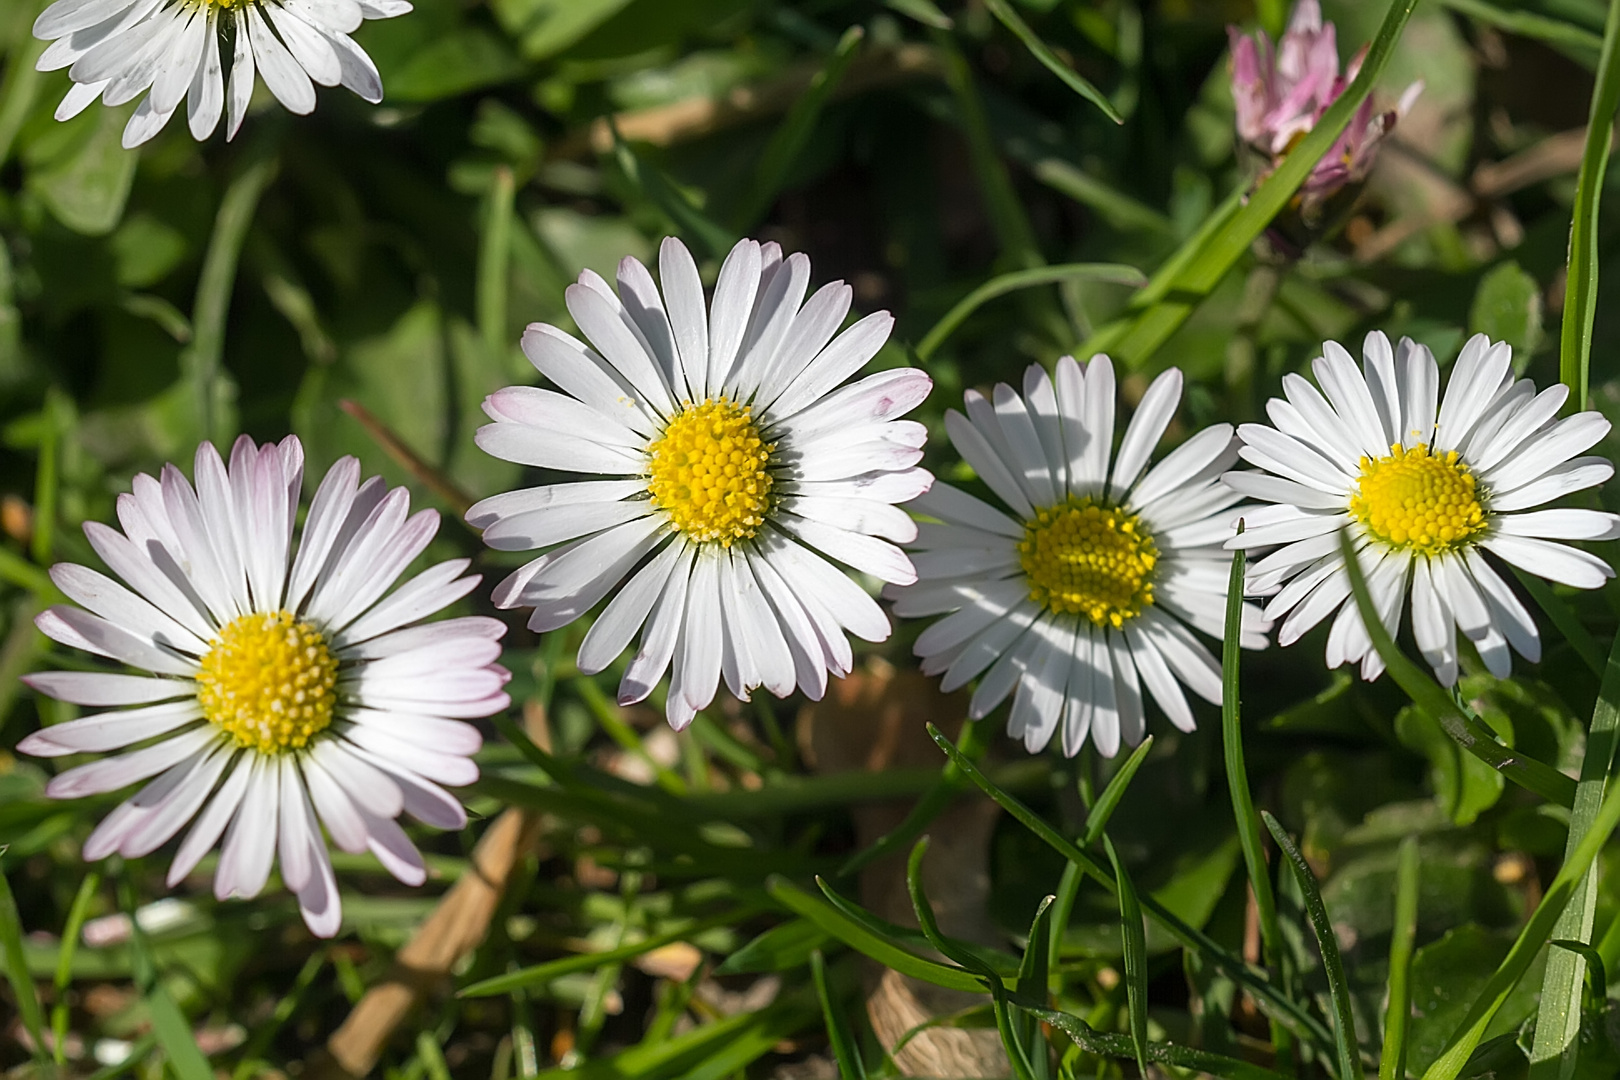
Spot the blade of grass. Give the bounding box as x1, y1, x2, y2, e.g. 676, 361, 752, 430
1015, 895, 1055, 1080
459, 910, 754, 997
1419, 742, 1620, 1080
914, 263, 1145, 361
714, 919, 830, 975
766, 875, 990, 993
1222, 542, 1292, 1067
1338, 531, 1576, 806
1547, 940, 1607, 1003
817, 874, 1016, 975
884, 0, 952, 29
0, 866, 47, 1061
982, 0, 1122, 123
926, 724, 1333, 1050
30, 389, 68, 565
52, 870, 101, 1064
1029, 159, 1176, 239
1558, 0, 1620, 409
1436, 0, 1602, 54
611, 132, 738, 261
1094, 0, 1418, 368
811, 951, 867, 1080
734, 26, 862, 228
120, 878, 211, 1080
478, 165, 515, 367
1262, 812, 1366, 1080
1034, 1008, 1295, 1080
339, 399, 476, 517
1528, 632, 1620, 1078
1080, 735, 1154, 847
1511, 567, 1605, 677
1102, 837, 1149, 1077
183, 151, 277, 444
1379, 837, 1420, 1080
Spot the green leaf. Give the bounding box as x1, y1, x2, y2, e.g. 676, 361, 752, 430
1511, 568, 1606, 677
1338, 530, 1576, 807
764, 876, 989, 994
52, 870, 101, 1064
1222, 543, 1292, 1063
1406, 926, 1543, 1076
713, 919, 830, 975
1529, 634, 1620, 1078
1419, 728, 1620, 1080
385, 29, 525, 102
1080, 734, 1154, 848
1469, 261, 1543, 361
0, 867, 47, 1062
1263, 812, 1366, 1080
610, 136, 739, 260
489, 0, 637, 59
1103, 837, 1150, 1078
981, 0, 1122, 123
1435, 0, 1602, 55
811, 951, 866, 1080
1558, 0, 1620, 408
733, 26, 863, 228
913, 263, 1146, 361
1034, 1008, 1295, 1080
25, 104, 138, 237
1394, 704, 1507, 826
1087, 0, 1420, 367
123, 886, 213, 1080
883, 0, 952, 29
1379, 837, 1421, 1080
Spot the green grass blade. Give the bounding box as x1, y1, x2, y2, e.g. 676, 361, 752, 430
1558, 0, 1620, 409
611, 134, 739, 260
735, 26, 862, 228
1419, 742, 1620, 1080
1379, 837, 1421, 1080
478, 164, 515, 366
1436, 0, 1602, 54
926, 724, 1334, 1049
1080, 735, 1153, 849
1034, 1008, 1296, 1080
1528, 633, 1620, 1078
810, 951, 867, 1080
1103, 837, 1150, 1078
1221, 542, 1292, 1066
1097, 0, 1418, 367
460, 910, 753, 997
766, 875, 989, 993
714, 919, 830, 975
0, 866, 47, 1061
914, 263, 1145, 361
982, 0, 1123, 123
1262, 812, 1366, 1080
122, 886, 212, 1080
1547, 940, 1607, 1002
1029, 159, 1176, 239
1337, 531, 1576, 806
884, 0, 952, 29
52, 869, 101, 1064
1511, 567, 1606, 677
183, 152, 277, 444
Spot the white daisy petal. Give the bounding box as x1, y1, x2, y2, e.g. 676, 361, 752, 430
1109, 368, 1181, 499
1481, 535, 1614, 590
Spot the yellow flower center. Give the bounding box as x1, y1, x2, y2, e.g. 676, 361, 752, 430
196, 611, 339, 754
1349, 443, 1489, 556
646, 397, 775, 546
1018, 499, 1158, 627
197, 0, 248, 8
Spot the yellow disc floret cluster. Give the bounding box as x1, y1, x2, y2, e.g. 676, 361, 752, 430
1019, 498, 1159, 627
196, 610, 340, 754
646, 397, 775, 546
1349, 442, 1488, 556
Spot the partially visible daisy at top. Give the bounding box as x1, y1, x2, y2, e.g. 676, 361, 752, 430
18, 436, 507, 937
1226, 332, 1620, 686
469, 236, 932, 731
887, 356, 1270, 759
33, 0, 410, 149
1229, 0, 1421, 226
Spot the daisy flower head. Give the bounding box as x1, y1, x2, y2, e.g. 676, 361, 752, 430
32, 0, 410, 149
1226, 332, 1620, 685
18, 436, 507, 937
886, 356, 1270, 759
469, 236, 933, 732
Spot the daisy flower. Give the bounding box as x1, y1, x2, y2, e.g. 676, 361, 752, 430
469, 236, 932, 731
32, 0, 410, 149
18, 436, 507, 937
1226, 332, 1620, 685
886, 356, 1270, 758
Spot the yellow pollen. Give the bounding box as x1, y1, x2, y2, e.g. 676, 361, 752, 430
1018, 498, 1158, 627
646, 397, 774, 546
196, 610, 339, 754
1349, 442, 1489, 556
196, 0, 247, 8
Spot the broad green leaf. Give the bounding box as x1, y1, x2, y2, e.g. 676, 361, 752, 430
713, 919, 830, 975
488, 0, 637, 60
385, 29, 525, 103
26, 104, 137, 237
1395, 704, 1507, 826
1469, 261, 1543, 362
